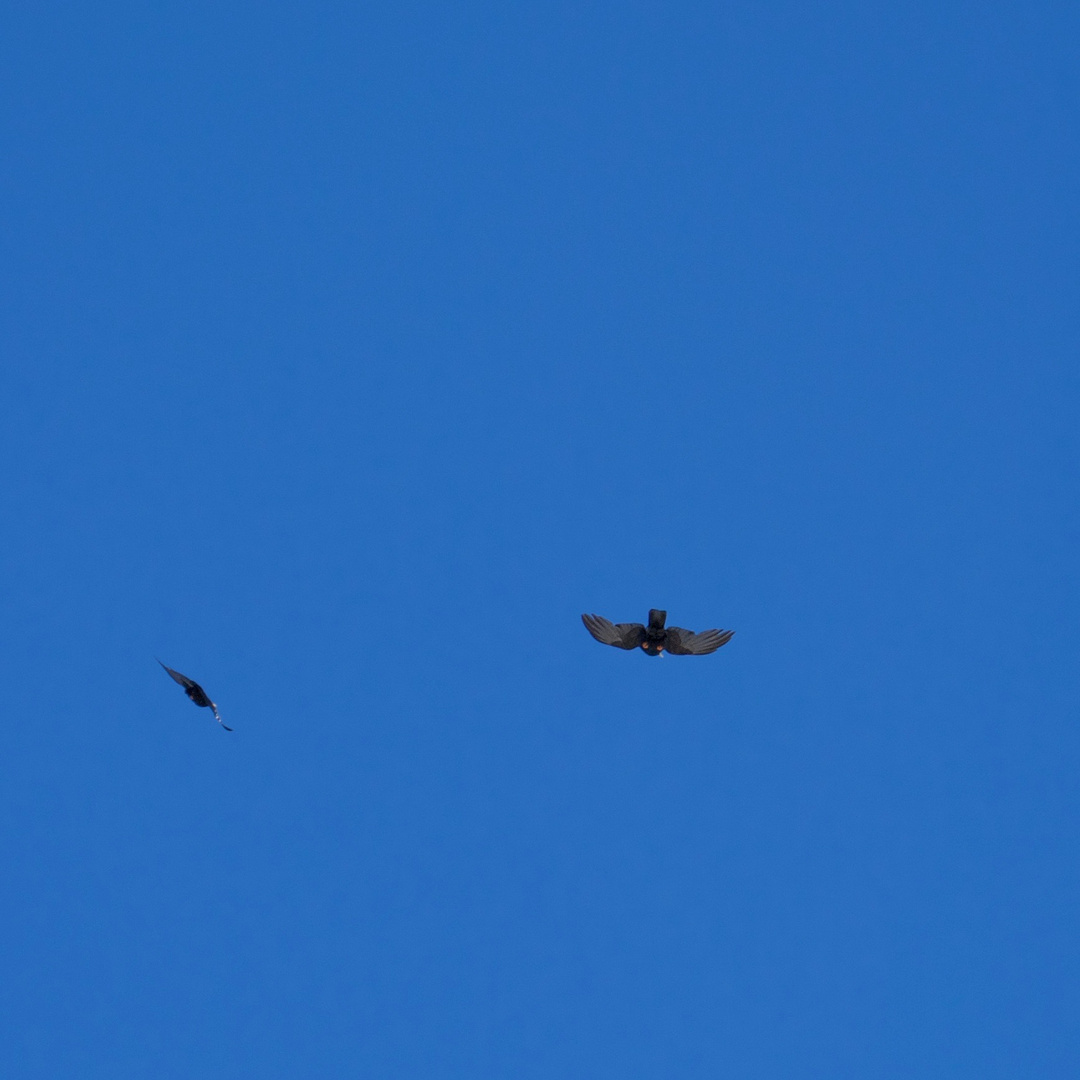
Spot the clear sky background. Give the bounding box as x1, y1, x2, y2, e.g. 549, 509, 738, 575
2, 2, 1078, 1076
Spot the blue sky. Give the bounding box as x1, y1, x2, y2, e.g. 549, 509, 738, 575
2, 1, 1078, 1076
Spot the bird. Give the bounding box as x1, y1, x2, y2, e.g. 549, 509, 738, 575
157, 660, 232, 730
581, 609, 734, 656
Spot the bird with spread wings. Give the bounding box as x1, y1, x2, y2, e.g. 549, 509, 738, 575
581, 608, 734, 656
158, 660, 233, 730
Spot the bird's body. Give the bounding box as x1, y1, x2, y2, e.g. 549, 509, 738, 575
581, 609, 734, 656
158, 661, 232, 730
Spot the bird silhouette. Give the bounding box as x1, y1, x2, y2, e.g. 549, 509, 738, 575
158, 661, 232, 730
581, 609, 734, 656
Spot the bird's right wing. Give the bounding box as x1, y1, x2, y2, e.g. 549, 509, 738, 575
210, 704, 233, 732
665, 627, 735, 655
581, 614, 646, 650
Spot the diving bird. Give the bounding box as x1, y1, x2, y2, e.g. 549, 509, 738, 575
158, 661, 232, 730
581, 609, 734, 656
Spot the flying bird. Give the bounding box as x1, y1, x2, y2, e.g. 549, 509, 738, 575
581, 609, 734, 656
158, 660, 232, 730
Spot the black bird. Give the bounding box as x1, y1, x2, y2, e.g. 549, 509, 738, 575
158, 660, 232, 730
581, 609, 734, 656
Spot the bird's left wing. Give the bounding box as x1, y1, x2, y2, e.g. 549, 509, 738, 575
581, 614, 647, 649
665, 627, 735, 655
158, 660, 195, 688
